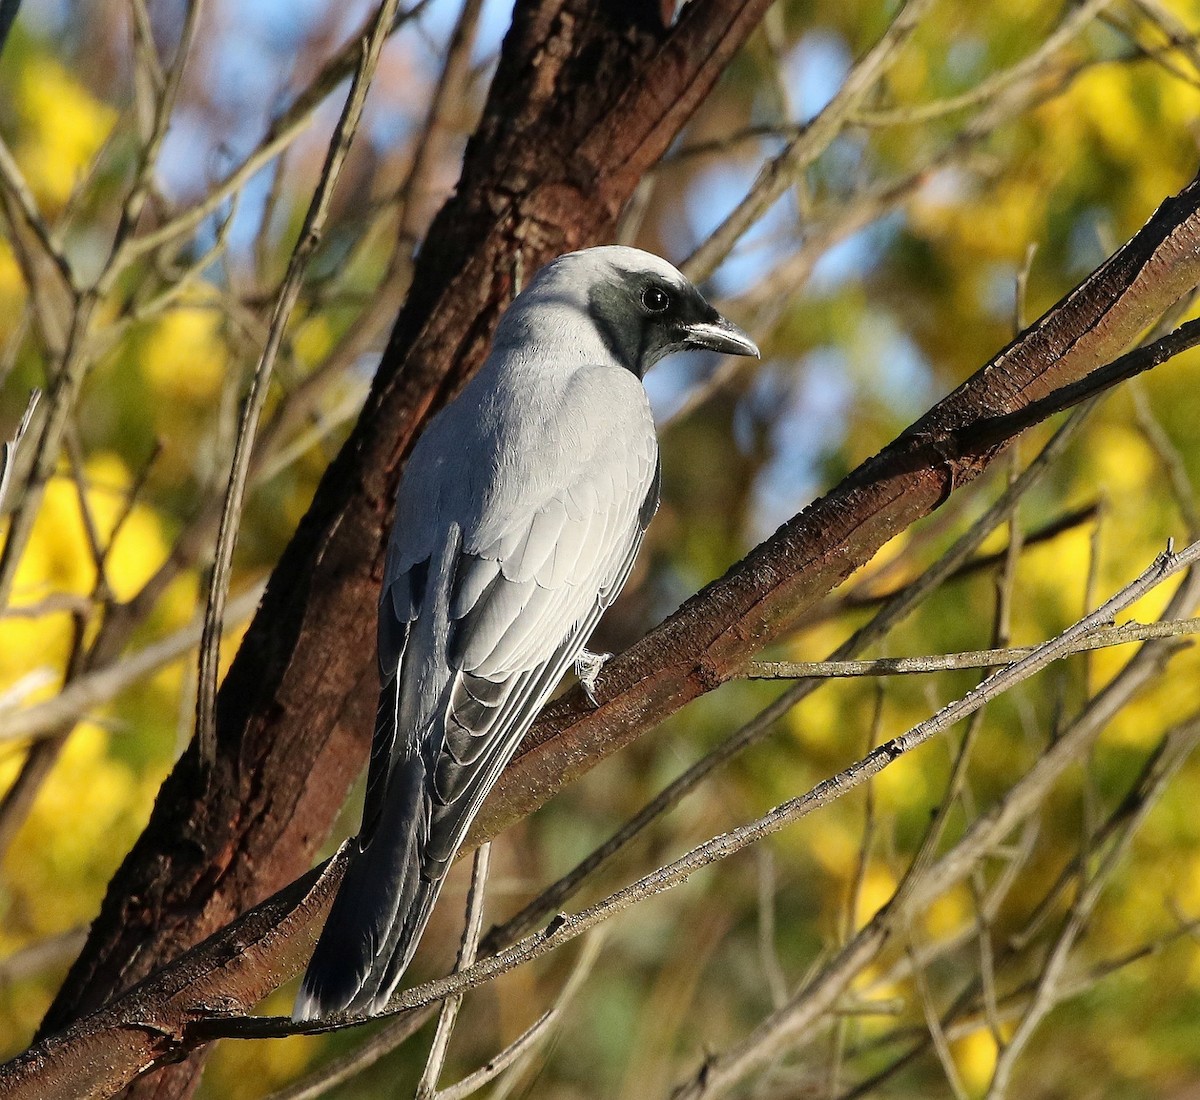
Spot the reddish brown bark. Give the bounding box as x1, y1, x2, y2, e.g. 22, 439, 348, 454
32, 2, 775, 1097
8, 170, 1200, 1100
15, 0, 1200, 1091
481, 173, 1200, 838
0, 857, 345, 1100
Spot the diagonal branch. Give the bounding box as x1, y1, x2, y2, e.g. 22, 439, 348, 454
486, 169, 1200, 841
7, 541, 1193, 1100
194, 0, 403, 768
28, 9, 1200, 1100
36, 3, 779, 1086
0, 389, 39, 517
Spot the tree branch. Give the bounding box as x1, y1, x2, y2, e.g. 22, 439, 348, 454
36, 6, 777, 1098
23, 7, 1200, 1099
485, 171, 1200, 840
5, 542, 1195, 1097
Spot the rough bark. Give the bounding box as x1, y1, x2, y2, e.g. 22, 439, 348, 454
481, 172, 1200, 838
7, 152, 1200, 1100
7, 169, 1200, 1100
18, 0, 1200, 1089
0, 856, 346, 1100
33, 1, 773, 1097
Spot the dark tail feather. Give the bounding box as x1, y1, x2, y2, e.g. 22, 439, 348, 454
293, 755, 444, 1021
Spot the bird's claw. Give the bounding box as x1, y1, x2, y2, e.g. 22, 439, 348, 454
575, 649, 611, 707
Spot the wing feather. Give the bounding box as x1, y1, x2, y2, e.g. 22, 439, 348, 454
423, 435, 654, 854
299, 362, 661, 1020
453, 575, 539, 670
425, 603, 607, 870
450, 556, 501, 619
504, 498, 568, 583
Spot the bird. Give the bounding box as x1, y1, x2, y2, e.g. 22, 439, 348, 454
293, 245, 759, 1021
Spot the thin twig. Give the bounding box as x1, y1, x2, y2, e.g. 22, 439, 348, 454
0, 390, 39, 517
110, 1, 432, 274
743, 616, 1200, 679
984, 715, 1200, 1097
906, 564, 1200, 921
0, 296, 100, 609
1131, 381, 1200, 538
683, 0, 936, 283
827, 690, 884, 1097
195, 0, 401, 768
665, 540, 1200, 1100
756, 849, 789, 1012
0, 584, 265, 742
438, 933, 603, 1100
416, 843, 492, 1100
395, 0, 485, 254
844, 716, 1200, 1099
481, 408, 1094, 956
195, 541, 1200, 1047
262, 1009, 437, 1100
0, 136, 76, 294
905, 929, 970, 1100
851, 0, 1116, 128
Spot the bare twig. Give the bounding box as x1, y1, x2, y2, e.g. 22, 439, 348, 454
852, 0, 1116, 128
0, 297, 101, 609
417, 844, 492, 1100
93, 0, 206, 301
0, 584, 264, 742
0, 927, 88, 986
190, 542, 1200, 1050
827, 691, 884, 1096
110, 1, 433, 274
906, 930, 970, 1100
0, 136, 75, 296
907, 566, 1200, 922
1132, 382, 1200, 537
0, 390, 39, 517
743, 616, 1200, 679
263, 1011, 437, 1100
438, 932, 602, 1100
195, 0, 401, 768
395, 0, 485, 254
684, 0, 934, 283
481, 408, 1094, 955
844, 711, 1200, 1099
984, 715, 1200, 1098
756, 850, 789, 1011
666, 540, 1200, 1100
809, 504, 1099, 625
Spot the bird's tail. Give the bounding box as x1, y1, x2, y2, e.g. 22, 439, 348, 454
293, 754, 444, 1022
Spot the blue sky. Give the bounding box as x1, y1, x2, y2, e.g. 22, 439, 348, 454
10, 0, 938, 544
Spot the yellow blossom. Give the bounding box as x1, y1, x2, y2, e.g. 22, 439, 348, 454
15, 56, 115, 207
140, 302, 229, 403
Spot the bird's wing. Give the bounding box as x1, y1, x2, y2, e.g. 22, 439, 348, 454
297, 371, 658, 1019
416, 433, 659, 875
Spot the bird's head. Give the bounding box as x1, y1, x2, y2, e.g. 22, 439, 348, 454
515, 245, 759, 378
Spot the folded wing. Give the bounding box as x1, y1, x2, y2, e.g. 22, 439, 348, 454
295, 413, 658, 1019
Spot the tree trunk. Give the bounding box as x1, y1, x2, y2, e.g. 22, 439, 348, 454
35, 2, 773, 1097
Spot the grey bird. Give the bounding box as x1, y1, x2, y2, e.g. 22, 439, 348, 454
293, 245, 759, 1021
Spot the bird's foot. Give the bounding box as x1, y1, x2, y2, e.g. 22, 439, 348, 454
575, 649, 611, 707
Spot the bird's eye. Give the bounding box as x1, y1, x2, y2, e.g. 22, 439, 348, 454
641, 285, 670, 313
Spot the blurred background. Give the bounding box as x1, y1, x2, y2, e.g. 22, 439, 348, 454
3, 0, 1200, 1096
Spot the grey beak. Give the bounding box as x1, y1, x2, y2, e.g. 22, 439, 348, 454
683, 316, 760, 358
